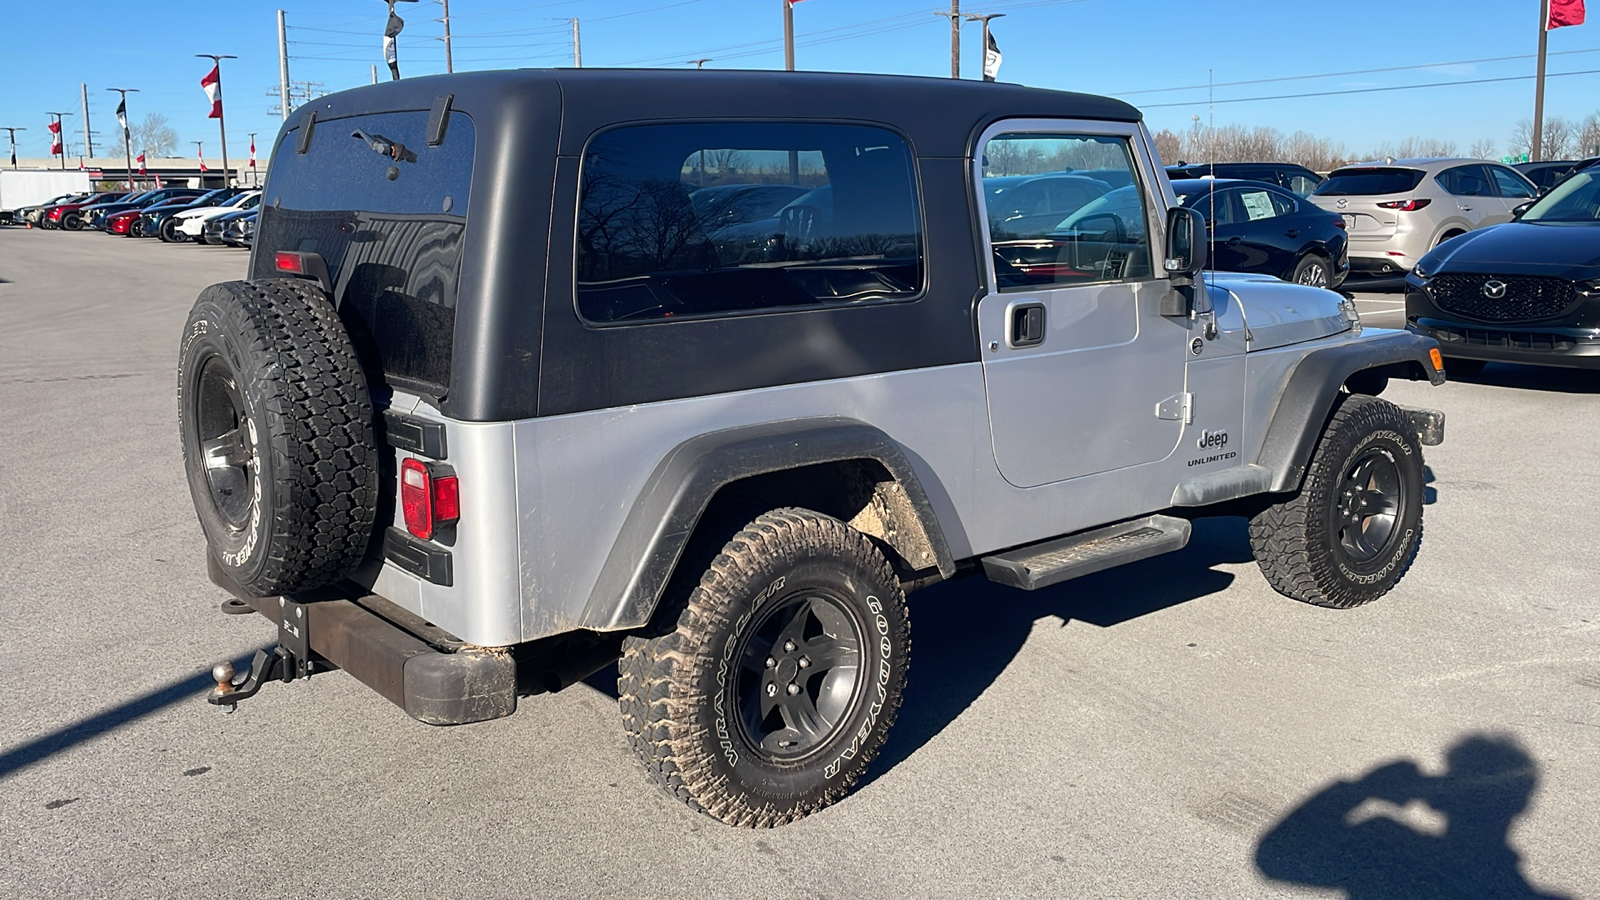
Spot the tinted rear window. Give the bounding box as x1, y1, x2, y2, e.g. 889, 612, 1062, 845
256, 110, 474, 396
1313, 168, 1425, 196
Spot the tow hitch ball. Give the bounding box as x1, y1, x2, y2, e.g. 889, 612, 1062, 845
208, 596, 315, 712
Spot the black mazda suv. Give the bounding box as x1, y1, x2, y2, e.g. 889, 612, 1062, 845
1405, 160, 1600, 373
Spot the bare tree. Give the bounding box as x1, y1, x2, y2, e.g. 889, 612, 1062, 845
1372, 137, 1458, 160
1579, 113, 1600, 158
1150, 129, 1181, 166
128, 113, 177, 157
1509, 119, 1534, 160
1542, 117, 1575, 159
1469, 136, 1500, 160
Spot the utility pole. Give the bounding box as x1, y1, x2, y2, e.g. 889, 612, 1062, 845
962, 12, 1004, 81
47, 112, 72, 171
79, 83, 94, 159
2, 127, 24, 169
106, 88, 139, 191
1533, 0, 1551, 161
935, 1, 961, 78
278, 10, 291, 122
196, 54, 237, 186
689, 58, 712, 69
783, 0, 795, 70
437, 0, 453, 73
572, 18, 582, 67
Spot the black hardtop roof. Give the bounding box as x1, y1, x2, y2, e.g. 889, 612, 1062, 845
281, 68, 1141, 158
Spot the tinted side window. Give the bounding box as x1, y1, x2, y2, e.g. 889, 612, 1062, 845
1196, 189, 1238, 227
1489, 166, 1536, 198
576, 122, 921, 324
1285, 173, 1320, 197
982, 133, 1152, 289
1436, 165, 1490, 196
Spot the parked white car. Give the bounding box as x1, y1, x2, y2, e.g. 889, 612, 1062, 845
174, 191, 262, 242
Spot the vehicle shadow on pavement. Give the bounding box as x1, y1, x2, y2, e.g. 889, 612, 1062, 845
1255, 733, 1572, 900
1448, 364, 1600, 394
0, 646, 270, 781
854, 515, 1255, 791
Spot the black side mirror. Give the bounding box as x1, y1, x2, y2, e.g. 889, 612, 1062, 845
1512, 200, 1534, 218
1164, 206, 1207, 281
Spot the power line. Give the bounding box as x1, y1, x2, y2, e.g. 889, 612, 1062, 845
1122, 46, 1600, 96
1141, 67, 1600, 109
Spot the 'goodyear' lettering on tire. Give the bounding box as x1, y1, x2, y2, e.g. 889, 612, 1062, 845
825, 594, 890, 780
714, 575, 787, 768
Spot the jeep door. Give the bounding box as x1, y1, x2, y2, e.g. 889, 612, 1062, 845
976, 123, 1187, 488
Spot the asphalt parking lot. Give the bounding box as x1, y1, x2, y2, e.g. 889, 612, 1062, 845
2, 233, 1597, 899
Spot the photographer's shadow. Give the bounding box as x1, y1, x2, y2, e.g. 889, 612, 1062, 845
1256, 734, 1570, 899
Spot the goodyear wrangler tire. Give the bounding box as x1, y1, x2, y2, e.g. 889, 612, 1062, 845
1248, 395, 1425, 608
178, 278, 378, 596
618, 508, 910, 827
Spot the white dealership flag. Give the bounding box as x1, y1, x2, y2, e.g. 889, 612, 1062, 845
983, 30, 1002, 82
136, 152, 146, 174
384, 10, 404, 80
201, 64, 222, 118
115, 97, 128, 134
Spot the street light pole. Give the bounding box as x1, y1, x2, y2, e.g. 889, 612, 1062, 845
572, 18, 582, 67
106, 88, 140, 191
46, 112, 72, 171
196, 54, 237, 186
689, 58, 712, 69
2, 127, 25, 169
962, 13, 1004, 81
783, 0, 795, 71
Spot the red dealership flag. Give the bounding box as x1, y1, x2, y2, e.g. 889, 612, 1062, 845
136, 152, 146, 174
200, 64, 223, 118
249, 136, 256, 169
1549, 0, 1585, 28
198, 146, 208, 173
48, 119, 62, 155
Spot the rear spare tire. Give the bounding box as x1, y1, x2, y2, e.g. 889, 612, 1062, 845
178, 279, 378, 596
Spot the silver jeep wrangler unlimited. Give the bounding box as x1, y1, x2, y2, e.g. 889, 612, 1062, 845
179, 69, 1446, 828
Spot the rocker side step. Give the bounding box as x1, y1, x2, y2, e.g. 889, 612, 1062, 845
980, 515, 1192, 591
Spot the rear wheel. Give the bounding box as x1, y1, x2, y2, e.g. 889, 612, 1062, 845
619, 508, 910, 827
1291, 254, 1332, 288
62, 212, 82, 231
159, 217, 184, 243
1249, 396, 1425, 608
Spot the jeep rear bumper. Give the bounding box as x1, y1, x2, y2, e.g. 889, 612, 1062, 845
206, 555, 516, 725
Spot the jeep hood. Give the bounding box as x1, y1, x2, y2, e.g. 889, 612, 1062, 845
1205, 272, 1350, 351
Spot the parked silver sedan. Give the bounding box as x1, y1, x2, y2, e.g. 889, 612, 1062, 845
1307, 158, 1536, 278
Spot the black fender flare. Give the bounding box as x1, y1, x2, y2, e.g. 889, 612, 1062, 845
578, 417, 957, 631
1257, 330, 1445, 493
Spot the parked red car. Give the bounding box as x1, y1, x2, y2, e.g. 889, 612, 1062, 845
106, 208, 144, 236
44, 192, 129, 231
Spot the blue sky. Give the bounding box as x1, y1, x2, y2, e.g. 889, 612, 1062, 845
5, 0, 1599, 163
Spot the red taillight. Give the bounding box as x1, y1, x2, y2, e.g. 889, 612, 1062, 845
1332, 216, 1347, 229
1377, 198, 1431, 211
274, 251, 306, 274
400, 458, 459, 541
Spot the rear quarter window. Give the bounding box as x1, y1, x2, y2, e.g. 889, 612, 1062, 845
575, 122, 922, 324
255, 110, 474, 397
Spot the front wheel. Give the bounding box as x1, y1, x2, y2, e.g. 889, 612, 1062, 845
1291, 254, 1332, 288
619, 508, 910, 827
159, 218, 185, 243
1249, 395, 1425, 608
62, 212, 82, 231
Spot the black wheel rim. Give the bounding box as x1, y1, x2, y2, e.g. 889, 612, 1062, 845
1335, 447, 1406, 567
732, 590, 865, 761
194, 354, 256, 530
